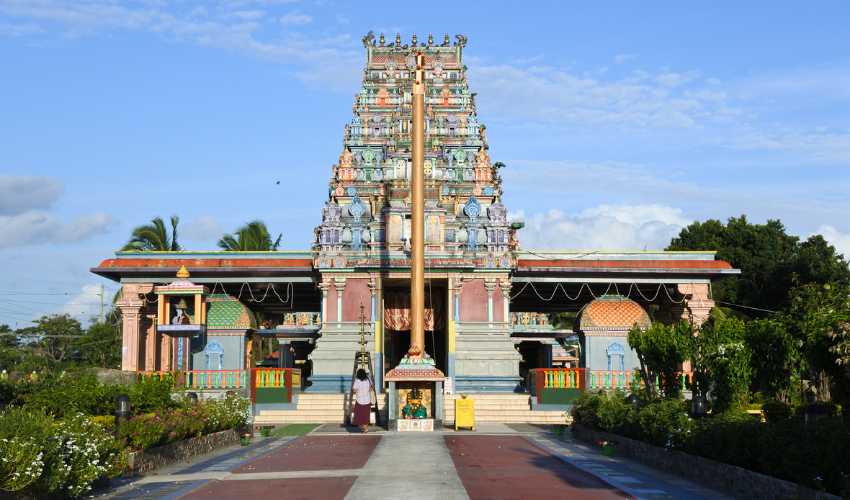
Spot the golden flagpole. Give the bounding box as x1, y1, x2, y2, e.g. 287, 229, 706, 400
409, 51, 426, 359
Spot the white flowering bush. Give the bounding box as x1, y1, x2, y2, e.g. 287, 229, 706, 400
0, 436, 44, 492
49, 413, 123, 497
0, 408, 123, 498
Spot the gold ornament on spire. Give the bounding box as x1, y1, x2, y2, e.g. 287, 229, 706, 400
176, 265, 190, 279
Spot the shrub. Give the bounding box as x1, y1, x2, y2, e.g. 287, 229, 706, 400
761, 399, 791, 423
572, 394, 850, 496
118, 413, 166, 450
19, 370, 176, 419
595, 391, 637, 436
571, 392, 602, 429
686, 411, 761, 470
128, 375, 176, 414
0, 407, 123, 498
636, 398, 693, 448
90, 415, 116, 429
116, 395, 249, 451
0, 436, 44, 492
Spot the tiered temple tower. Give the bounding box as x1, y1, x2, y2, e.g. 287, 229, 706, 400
310, 33, 522, 393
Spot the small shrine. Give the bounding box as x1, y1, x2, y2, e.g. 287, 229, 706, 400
154, 265, 207, 370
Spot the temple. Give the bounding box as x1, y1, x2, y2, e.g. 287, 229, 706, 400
92, 34, 738, 424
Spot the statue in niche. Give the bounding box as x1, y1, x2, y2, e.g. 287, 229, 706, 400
362, 148, 376, 166
172, 298, 191, 325
401, 388, 427, 419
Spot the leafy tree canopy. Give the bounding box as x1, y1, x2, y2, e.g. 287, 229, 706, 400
218, 220, 282, 251
668, 216, 850, 311
122, 215, 180, 251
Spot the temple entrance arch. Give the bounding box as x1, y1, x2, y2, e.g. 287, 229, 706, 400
382, 280, 447, 376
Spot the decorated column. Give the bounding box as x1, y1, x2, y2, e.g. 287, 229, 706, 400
116, 283, 153, 371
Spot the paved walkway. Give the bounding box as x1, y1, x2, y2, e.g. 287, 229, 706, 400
98, 426, 733, 500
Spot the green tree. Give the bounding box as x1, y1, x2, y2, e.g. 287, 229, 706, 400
744, 317, 798, 398
695, 314, 752, 412
668, 216, 800, 310
15, 315, 84, 364
122, 215, 181, 251
784, 283, 850, 402
628, 321, 692, 398
76, 321, 122, 368
0, 324, 20, 370
668, 216, 850, 313
218, 220, 282, 251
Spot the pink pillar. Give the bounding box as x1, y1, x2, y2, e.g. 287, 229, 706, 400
678, 283, 715, 327
116, 284, 153, 372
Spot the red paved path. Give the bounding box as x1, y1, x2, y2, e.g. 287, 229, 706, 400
234, 435, 381, 473
181, 477, 356, 499
446, 436, 631, 500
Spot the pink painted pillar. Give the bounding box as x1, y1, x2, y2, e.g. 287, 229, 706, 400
116, 284, 153, 372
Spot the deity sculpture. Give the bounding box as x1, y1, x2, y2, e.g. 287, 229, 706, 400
401, 388, 427, 419
171, 298, 191, 325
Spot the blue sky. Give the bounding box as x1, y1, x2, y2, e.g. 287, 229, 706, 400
1, 0, 849, 327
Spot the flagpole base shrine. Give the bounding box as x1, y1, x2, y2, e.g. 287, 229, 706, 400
92, 33, 739, 426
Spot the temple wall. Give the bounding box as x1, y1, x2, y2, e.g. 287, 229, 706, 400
342, 278, 371, 321
191, 332, 246, 371
492, 283, 505, 323
583, 335, 641, 374
325, 282, 338, 322
460, 278, 487, 322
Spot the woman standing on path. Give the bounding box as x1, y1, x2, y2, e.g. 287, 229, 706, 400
352, 368, 372, 433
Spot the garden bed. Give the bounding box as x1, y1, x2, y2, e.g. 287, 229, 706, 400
126, 428, 240, 475
571, 424, 838, 500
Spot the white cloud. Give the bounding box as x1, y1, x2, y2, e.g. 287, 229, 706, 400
0, 175, 63, 215
468, 61, 739, 129
230, 9, 265, 21
278, 11, 311, 26
514, 204, 691, 251
815, 225, 850, 259
0, 211, 114, 248
726, 128, 850, 164
0, 0, 358, 88
182, 215, 224, 243
0, 21, 43, 36
61, 284, 108, 322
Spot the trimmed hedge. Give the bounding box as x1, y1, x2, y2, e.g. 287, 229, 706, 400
572, 391, 850, 496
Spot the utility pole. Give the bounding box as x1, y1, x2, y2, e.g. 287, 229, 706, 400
98, 284, 105, 323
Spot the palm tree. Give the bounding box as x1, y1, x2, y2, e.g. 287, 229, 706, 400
218, 220, 282, 251
122, 216, 181, 251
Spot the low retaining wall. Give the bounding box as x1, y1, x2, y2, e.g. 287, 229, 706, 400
126, 429, 240, 475
571, 424, 838, 500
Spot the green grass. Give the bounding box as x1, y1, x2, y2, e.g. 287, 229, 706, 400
271, 423, 319, 437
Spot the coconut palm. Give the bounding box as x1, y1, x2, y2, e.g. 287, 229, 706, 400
218, 220, 282, 251
122, 216, 181, 251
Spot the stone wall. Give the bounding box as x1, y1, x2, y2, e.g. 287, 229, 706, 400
571, 424, 839, 500
126, 429, 240, 475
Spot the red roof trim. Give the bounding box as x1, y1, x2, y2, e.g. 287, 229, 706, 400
517, 259, 733, 270
95, 258, 313, 269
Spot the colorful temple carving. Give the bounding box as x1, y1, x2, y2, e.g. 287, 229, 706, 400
92, 34, 739, 420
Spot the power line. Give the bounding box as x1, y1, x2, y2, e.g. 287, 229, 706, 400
715, 301, 778, 314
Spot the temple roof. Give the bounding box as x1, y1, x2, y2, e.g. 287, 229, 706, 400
514, 251, 737, 276
578, 296, 651, 332
206, 294, 256, 330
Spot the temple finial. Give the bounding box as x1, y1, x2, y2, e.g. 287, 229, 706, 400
176, 265, 190, 279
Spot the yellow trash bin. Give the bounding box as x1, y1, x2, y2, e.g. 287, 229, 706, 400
455, 395, 475, 431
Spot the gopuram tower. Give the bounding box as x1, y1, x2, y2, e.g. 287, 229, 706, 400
311, 33, 521, 394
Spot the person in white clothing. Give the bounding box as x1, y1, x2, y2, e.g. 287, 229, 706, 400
352, 369, 372, 433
